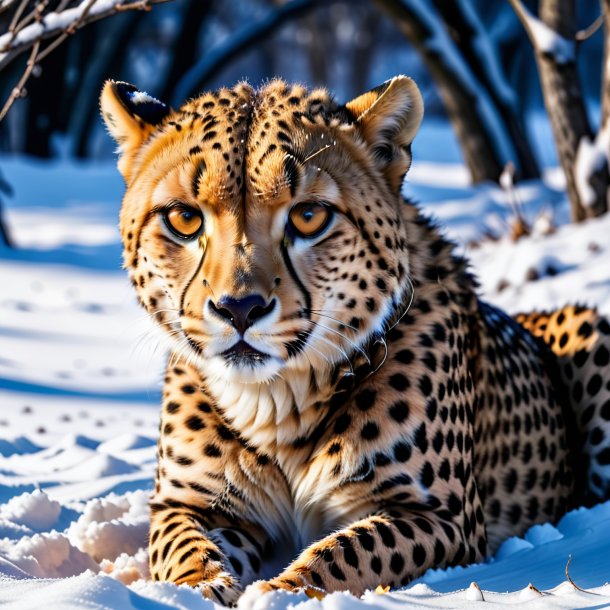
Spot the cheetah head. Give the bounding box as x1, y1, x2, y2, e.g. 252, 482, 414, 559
101, 77, 423, 384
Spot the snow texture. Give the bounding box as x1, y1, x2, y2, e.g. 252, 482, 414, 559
1, 118, 610, 607
575, 122, 610, 207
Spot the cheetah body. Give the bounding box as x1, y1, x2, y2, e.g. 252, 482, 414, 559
100, 77, 610, 603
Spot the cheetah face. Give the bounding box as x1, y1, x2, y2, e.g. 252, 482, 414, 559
101, 78, 423, 383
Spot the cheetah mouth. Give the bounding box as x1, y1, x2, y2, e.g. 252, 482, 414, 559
221, 341, 270, 366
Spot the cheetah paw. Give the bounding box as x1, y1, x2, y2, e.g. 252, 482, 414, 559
237, 580, 312, 609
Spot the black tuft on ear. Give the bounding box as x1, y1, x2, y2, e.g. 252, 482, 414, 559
100, 80, 172, 180
113, 82, 170, 126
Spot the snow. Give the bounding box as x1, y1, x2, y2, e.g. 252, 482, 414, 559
1, 117, 610, 608
575, 123, 610, 208
518, 4, 575, 64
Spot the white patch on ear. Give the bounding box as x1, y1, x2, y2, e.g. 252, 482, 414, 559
129, 90, 164, 106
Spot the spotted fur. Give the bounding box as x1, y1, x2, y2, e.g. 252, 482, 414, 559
100, 77, 610, 604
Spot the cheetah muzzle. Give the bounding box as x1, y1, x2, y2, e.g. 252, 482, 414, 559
101, 76, 610, 605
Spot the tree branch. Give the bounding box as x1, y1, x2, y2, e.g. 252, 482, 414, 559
172, 0, 319, 105
0, 0, 172, 70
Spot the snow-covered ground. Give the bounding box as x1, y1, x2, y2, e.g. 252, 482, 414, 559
1, 120, 610, 608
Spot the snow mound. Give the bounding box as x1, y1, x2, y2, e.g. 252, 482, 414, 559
63, 453, 140, 480
0, 489, 61, 531
66, 491, 150, 564
5, 531, 98, 578
98, 434, 156, 454
0, 437, 40, 457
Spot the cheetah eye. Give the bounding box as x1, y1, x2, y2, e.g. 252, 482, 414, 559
288, 201, 332, 238
163, 204, 203, 239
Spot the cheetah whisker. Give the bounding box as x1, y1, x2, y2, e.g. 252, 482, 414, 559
306, 329, 355, 375
308, 319, 370, 366
302, 144, 331, 165
306, 315, 371, 362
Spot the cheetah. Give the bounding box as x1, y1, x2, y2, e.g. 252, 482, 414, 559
100, 76, 610, 604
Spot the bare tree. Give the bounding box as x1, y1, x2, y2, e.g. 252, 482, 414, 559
508, 0, 609, 221
373, 0, 539, 184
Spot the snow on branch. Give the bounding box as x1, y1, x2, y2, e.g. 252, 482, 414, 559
507, 0, 575, 64
0, 0, 172, 122
0, 0, 171, 70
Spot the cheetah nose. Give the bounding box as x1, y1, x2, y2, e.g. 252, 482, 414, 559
209, 294, 276, 334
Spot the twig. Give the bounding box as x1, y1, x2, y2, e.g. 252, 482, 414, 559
0, 0, 172, 70
36, 0, 98, 62
7, 0, 28, 34
0, 38, 39, 122
565, 555, 594, 594
576, 13, 603, 41
14, 0, 50, 38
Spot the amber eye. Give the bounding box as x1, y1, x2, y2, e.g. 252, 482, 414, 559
163, 205, 203, 239
288, 202, 332, 238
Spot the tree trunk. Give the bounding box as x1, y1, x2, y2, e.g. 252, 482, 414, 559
602, 0, 610, 127
509, 0, 608, 221
432, 0, 540, 180
158, 0, 212, 103
374, 0, 520, 184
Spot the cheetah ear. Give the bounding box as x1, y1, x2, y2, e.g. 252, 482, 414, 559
346, 76, 423, 192
100, 80, 170, 179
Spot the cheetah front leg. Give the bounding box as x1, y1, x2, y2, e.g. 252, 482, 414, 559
149, 499, 267, 605
240, 511, 472, 602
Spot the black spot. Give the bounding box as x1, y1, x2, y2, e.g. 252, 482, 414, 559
204, 444, 221, 457
328, 442, 341, 455
181, 384, 196, 395
228, 556, 243, 575
395, 349, 414, 364
594, 345, 610, 366
389, 373, 409, 391
448, 492, 462, 515
420, 462, 434, 487
217, 424, 234, 440
414, 423, 428, 453
356, 528, 375, 551
504, 468, 517, 493
394, 441, 411, 462
375, 522, 395, 547
355, 389, 376, 411
412, 544, 426, 567
419, 375, 433, 396
438, 459, 450, 480
166, 401, 180, 414
197, 401, 212, 413
329, 562, 346, 581
185, 415, 205, 431
578, 321, 593, 338
361, 422, 380, 440
390, 552, 405, 574
587, 374, 602, 396
389, 400, 409, 423
334, 413, 352, 434
426, 398, 438, 421
222, 530, 243, 548
394, 519, 414, 539
370, 555, 382, 574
